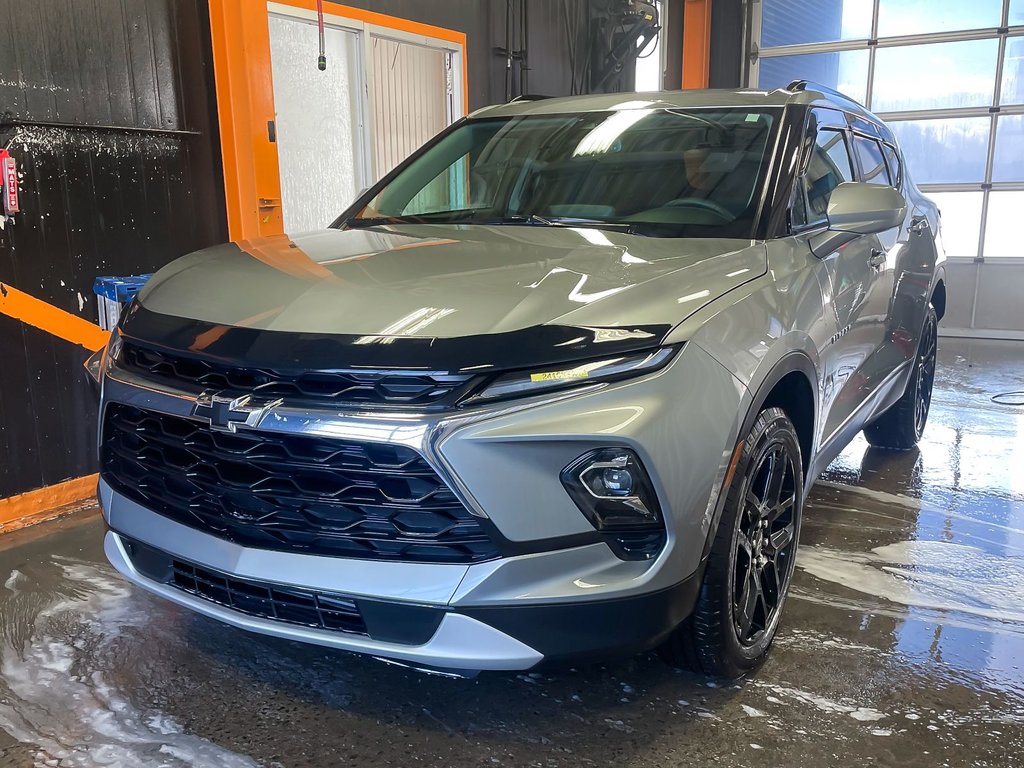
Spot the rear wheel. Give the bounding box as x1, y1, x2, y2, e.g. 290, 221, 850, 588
659, 407, 802, 678
864, 305, 938, 450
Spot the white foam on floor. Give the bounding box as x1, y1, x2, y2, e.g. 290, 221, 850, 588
754, 681, 888, 722
0, 560, 259, 767
798, 540, 1024, 625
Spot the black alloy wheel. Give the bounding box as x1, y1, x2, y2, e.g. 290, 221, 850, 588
914, 310, 938, 439
732, 441, 798, 646
864, 304, 939, 450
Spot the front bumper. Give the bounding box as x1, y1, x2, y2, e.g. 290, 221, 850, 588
97, 341, 746, 670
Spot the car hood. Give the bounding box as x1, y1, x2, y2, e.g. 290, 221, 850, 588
124, 225, 765, 371
137, 225, 764, 337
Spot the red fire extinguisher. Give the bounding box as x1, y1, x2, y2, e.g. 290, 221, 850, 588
0, 147, 19, 217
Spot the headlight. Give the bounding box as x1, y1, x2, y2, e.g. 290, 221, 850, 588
470, 346, 677, 403
83, 331, 123, 388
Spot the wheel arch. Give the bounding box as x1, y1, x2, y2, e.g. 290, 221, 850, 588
699, 350, 818, 561
931, 276, 946, 321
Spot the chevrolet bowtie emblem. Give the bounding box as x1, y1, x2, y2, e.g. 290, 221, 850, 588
192, 392, 283, 433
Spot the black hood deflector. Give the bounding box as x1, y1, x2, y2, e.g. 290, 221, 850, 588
119, 303, 671, 374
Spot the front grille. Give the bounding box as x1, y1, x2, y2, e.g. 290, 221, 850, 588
119, 341, 477, 408
170, 558, 367, 634
101, 403, 500, 563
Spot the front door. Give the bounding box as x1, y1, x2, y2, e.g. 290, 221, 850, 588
793, 118, 883, 442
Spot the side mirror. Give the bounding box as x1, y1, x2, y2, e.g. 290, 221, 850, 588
826, 181, 907, 235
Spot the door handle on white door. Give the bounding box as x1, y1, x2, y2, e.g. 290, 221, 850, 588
909, 216, 929, 234
868, 249, 887, 268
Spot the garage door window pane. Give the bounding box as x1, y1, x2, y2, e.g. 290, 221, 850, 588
888, 117, 990, 183
984, 192, 1024, 258
758, 50, 869, 104
992, 115, 1024, 182
872, 40, 999, 112
877, 0, 1003, 37
927, 191, 982, 258
1011, 0, 1024, 25
1001, 36, 1024, 106
761, 0, 872, 48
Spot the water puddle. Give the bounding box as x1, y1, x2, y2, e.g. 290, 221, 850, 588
0, 558, 258, 767
798, 540, 1024, 626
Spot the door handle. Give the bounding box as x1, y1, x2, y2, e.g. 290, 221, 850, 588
909, 216, 929, 234
868, 249, 887, 268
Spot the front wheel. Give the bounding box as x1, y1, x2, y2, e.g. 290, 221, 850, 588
864, 305, 938, 451
659, 407, 803, 678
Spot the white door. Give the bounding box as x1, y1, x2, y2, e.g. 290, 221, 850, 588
371, 36, 453, 179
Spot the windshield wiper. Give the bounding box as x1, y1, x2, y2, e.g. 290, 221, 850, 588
488, 214, 640, 234
345, 212, 643, 235
345, 211, 479, 228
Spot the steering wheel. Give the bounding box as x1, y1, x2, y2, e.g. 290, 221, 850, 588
664, 197, 734, 221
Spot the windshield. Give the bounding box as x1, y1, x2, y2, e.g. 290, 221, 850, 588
346, 107, 779, 238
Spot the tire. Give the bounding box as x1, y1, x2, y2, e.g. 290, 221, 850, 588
659, 407, 803, 679
864, 305, 938, 451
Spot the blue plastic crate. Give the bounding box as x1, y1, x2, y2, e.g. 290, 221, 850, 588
93, 274, 152, 330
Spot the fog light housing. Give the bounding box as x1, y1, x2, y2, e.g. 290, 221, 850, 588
561, 448, 665, 560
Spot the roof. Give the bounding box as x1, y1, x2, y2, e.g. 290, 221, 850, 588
469, 83, 876, 122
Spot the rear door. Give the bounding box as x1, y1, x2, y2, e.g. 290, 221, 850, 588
855, 132, 940, 379
848, 126, 906, 383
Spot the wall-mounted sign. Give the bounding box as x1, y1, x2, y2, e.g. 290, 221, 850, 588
1, 150, 19, 215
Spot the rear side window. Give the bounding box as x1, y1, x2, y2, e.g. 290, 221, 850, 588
881, 143, 901, 187
853, 136, 892, 186
793, 128, 855, 227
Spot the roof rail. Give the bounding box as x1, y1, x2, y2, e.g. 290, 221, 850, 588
509, 94, 551, 102
786, 79, 848, 99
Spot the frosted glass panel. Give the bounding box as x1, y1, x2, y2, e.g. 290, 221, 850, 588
984, 192, 1024, 258
992, 115, 1024, 182
877, 0, 1003, 37
760, 0, 872, 48
888, 117, 990, 183
1011, 0, 1024, 25
269, 15, 363, 233
1001, 36, 1024, 105
872, 39, 999, 112
927, 191, 982, 258
758, 50, 869, 103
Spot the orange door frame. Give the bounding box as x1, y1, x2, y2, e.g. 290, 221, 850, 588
208, 0, 468, 242
682, 0, 712, 89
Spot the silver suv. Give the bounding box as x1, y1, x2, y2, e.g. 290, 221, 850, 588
91, 81, 945, 678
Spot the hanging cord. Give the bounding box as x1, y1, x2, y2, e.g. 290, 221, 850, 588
992, 392, 1024, 406
562, 0, 577, 94
316, 0, 326, 70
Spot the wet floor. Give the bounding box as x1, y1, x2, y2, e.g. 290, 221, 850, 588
0, 336, 1022, 767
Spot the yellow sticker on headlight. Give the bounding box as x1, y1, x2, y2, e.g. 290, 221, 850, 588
530, 369, 590, 382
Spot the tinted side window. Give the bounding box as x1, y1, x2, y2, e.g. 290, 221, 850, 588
881, 143, 901, 187
853, 136, 892, 186
794, 128, 855, 227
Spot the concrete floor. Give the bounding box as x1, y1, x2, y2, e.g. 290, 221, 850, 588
0, 337, 1022, 768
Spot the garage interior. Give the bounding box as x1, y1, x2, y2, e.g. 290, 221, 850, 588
0, 0, 1022, 766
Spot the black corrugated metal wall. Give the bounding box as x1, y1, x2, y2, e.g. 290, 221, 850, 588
0, 0, 226, 497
